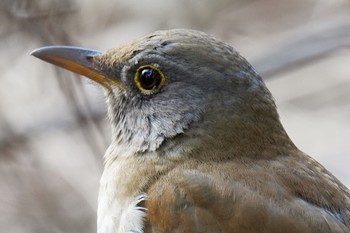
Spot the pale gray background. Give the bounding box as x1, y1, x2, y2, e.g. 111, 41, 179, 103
1, 0, 349, 232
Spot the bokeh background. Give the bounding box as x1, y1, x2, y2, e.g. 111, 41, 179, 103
1, 0, 349, 232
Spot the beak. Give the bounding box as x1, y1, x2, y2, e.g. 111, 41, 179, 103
31, 46, 119, 90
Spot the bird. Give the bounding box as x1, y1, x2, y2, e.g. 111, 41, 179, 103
31, 29, 350, 233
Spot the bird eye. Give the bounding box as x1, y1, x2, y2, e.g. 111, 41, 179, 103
134, 65, 165, 94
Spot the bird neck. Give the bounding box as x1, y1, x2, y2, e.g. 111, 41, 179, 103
188, 94, 297, 160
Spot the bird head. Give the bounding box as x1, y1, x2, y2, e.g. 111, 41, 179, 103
32, 29, 289, 160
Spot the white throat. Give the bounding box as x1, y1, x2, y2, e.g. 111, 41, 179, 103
96, 125, 194, 233
97, 145, 148, 233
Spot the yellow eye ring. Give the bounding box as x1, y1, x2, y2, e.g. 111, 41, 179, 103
134, 65, 166, 95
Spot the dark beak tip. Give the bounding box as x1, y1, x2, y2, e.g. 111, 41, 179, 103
30, 48, 43, 58
30, 46, 59, 60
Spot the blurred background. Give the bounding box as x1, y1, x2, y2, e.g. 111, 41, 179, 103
1, 0, 349, 232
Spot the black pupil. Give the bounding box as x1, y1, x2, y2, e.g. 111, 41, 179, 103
139, 68, 160, 90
